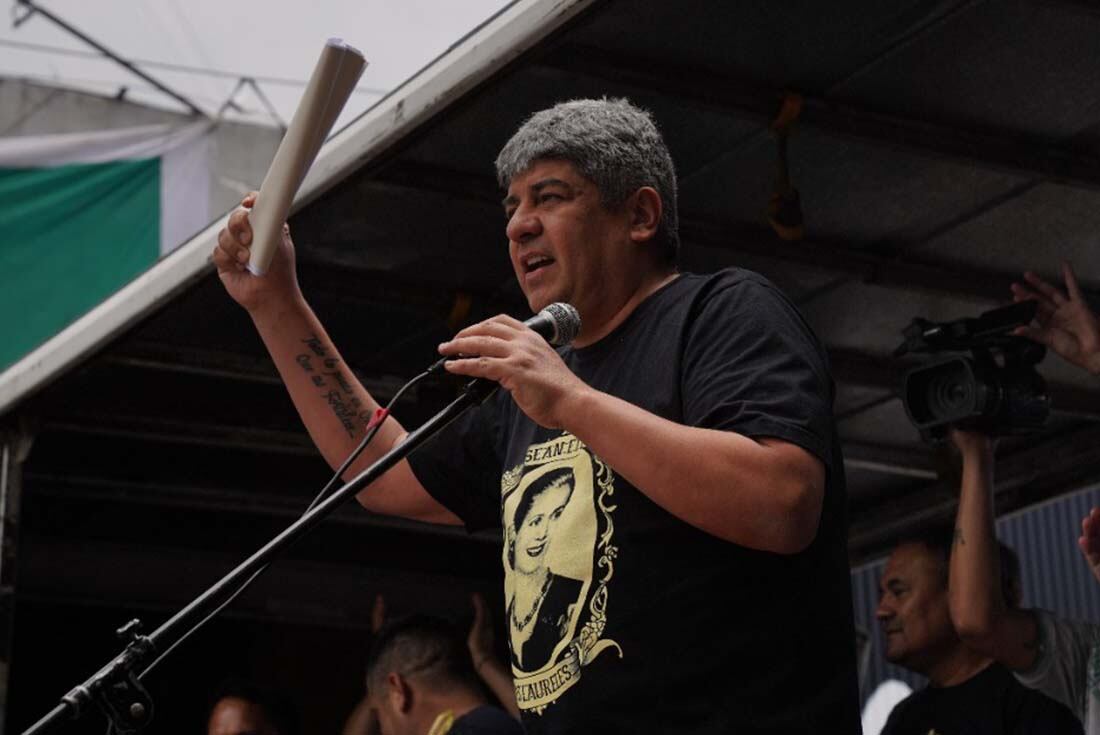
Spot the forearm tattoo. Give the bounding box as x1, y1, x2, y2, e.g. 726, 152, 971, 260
298, 334, 370, 438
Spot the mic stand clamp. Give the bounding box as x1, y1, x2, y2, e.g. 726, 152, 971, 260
60, 619, 156, 735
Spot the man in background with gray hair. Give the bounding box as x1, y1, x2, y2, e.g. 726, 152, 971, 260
876, 526, 1081, 734
214, 97, 860, 732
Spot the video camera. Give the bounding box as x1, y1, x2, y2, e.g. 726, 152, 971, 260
895, 300, 1050, 441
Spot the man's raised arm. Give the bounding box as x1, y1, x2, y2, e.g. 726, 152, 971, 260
212, 193, 459, 525
947, 429, 1038, 670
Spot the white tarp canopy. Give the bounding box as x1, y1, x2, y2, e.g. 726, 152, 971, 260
0, 0, 512, 131
0, 0, 597, 414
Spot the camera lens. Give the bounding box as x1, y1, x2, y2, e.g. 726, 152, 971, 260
903, 357, 978, 428
938, 379, 969, 411
925, 367, 972, 420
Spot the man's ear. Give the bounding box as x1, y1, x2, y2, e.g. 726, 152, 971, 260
628, 186, 662, 244
388, 672, 413, 714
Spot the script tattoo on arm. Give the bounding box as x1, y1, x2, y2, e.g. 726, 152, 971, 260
296, 351, 327, 387
298, 335, 370, 439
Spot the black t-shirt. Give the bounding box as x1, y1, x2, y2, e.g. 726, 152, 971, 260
408, 269, 861, 734
881, 663, 1083, 735
449, 705, 525, 735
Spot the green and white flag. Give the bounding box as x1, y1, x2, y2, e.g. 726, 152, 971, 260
0, 122, 213, 371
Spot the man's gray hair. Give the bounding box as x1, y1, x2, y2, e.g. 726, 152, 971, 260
495, 98, 680, 265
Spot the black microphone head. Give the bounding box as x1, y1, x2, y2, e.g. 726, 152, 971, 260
540, 302, 581, 346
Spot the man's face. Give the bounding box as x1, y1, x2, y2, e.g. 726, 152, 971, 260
207, 697, 278, 735
875, 543, 958, 674
503, 159, 637, 315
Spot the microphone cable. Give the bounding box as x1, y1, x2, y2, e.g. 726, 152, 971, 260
138, 367, 434, 679
138, 300, 577, 679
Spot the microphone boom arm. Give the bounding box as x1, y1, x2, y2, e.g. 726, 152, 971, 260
22, 379, 497, 735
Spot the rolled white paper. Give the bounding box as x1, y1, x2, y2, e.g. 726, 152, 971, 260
247, 38, 367, 276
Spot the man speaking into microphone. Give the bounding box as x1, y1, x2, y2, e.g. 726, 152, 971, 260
213, 98, 860, 733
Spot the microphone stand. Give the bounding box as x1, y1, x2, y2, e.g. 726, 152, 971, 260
22, 379, 497, 735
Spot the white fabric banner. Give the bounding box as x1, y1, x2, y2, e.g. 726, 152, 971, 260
0, 121, 213, 167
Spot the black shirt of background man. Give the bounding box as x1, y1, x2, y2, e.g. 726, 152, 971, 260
449, 705, 525, 735
881, 663, 1083, 735
408, 269, 862, 734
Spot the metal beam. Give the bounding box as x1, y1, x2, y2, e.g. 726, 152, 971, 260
24, 472, 494, 543
0, 425, 34, 720
368, 162, 1100, 305
842, 441, 940, 480
102, 339, 419, 402
849, 423, 1100, 562
367, 160, 500, 205
43, 415, 318, 457
794, 181, 1043, 310
15, 538, 494, 629
1038, 0, 1100, 19
540, 44, 1100, 191
15, 0, 206, 117
678, 219, 1022, 303
295, 260, 526, 323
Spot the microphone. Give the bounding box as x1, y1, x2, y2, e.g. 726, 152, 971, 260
524, 302, 582, 346
428, 302, 581, 374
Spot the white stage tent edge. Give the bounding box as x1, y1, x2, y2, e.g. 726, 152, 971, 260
0, 0, 597, 417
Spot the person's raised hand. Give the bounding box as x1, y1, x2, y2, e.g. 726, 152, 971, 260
212, 191, 302, 315
1011, 262, 1100, 376
1079, 507, 1100, 585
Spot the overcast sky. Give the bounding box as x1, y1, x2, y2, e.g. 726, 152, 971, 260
1, 0, 513, 131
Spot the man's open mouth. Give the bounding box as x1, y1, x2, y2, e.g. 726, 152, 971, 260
524, 255, 554, 273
